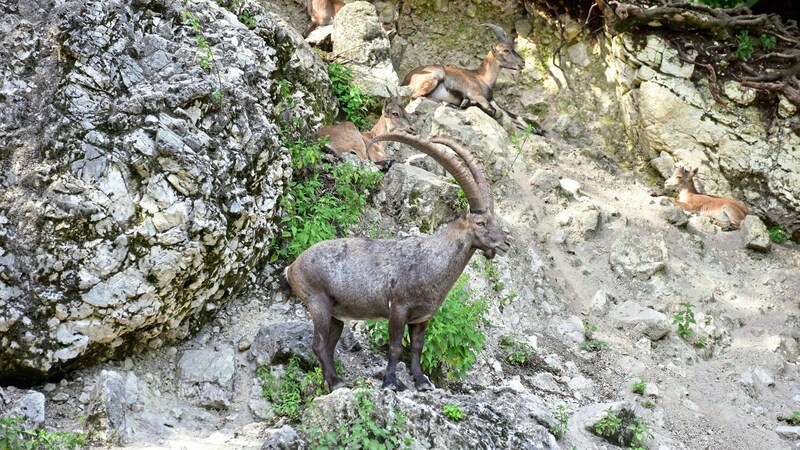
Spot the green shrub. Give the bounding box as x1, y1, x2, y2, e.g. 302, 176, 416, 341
328, 62, 373, 130
786, 411, 800, 425
258, 356, 326, 421
365, 274, 489, 380
550, 405, 569, 440
594, 407, 622, 438
626, 417, 655, 450
307, 383, 412, 449
0, 417, 87, 450
269, 135, 384, 262
770, 224, 791, 244
579, 319, 607, 352
735, 29, 777, 60
443, 404, 466, 421
499, 336, 537, 366
632, 379, 646, 395
674, 302, 696, 339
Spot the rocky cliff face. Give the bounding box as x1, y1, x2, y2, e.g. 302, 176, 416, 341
0, 0, 334, 384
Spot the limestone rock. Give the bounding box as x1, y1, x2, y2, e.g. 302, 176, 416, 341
8, 391, 46, 429
776, 426, 800, 440
529, 169, 560, 192
0, 0, 335, 383
650, 151, 675, 179
178, 348, 236, 410
251, 322, 316, 368
261, 425, 303, 450
87, 370, 129, 444
609, 229, 668, 280
743, 215, 771, 253
687, 216, 718, 236
378, 164, 460, 234
610, 301, 671, 340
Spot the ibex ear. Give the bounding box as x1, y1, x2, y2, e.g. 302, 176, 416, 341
383, 98, 391, 111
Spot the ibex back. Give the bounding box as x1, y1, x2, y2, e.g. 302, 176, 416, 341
315, 95, 412, 168
401, 24, 524, 118
664, 164, 749, 230
285, 133, 509, 391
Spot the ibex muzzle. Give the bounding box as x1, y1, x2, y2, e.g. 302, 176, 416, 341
285, 133, 509, 392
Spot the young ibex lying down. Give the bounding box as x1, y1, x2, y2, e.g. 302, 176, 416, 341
664, 164, 749, 230
285, 132, 510, 391
401, 23, 524, 118
314, 93, 413, 168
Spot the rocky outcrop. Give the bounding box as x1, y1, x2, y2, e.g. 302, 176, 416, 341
609, 33, 800, 233
0, 0, 335, 383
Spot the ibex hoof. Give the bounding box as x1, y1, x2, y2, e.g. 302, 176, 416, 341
330, 379, 350, 391
414, 375, 435, 391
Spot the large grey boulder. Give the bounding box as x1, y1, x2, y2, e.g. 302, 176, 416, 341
378, 163, 461, 234
609, 229, 668, 280
251, 321, 316, 368
610, 301, 671, 340
743, 215, 771, 253
0, 0, 335, 383
86, 370, 130, 444
178, 347, 236, 410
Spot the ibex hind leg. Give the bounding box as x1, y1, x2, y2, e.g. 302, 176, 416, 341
307, 295, 347, 391
382, 311, 408, 391
408, 321, 434, 391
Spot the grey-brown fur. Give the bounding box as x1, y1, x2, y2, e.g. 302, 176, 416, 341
401, 24, 524, 118
285, 132, 509, 391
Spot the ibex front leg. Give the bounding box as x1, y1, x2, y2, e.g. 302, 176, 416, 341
307, 295, 347, 391
409, 321, 434, 391
383, 310, 408, 391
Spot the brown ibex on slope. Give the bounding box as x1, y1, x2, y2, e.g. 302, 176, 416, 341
315, 94, 413, 168
401, 24, 524, 119
297, 0, 344, 37
285, 132, 510, 391
664, 164, 749, 230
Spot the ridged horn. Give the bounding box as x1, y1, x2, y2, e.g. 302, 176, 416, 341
368, 132, 487, 213
430, 136, 494, 212
481, 23, 510, 43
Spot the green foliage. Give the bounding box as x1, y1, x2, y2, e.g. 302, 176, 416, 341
769, 224, 791, 244
594, 407, 622, 438
498, 288, 518, 312
735, 29, 777, 60
787, 411, 800, 425
673, 302, 696, 339
626, 417, 654, 450
499, 336, 536, 366
365, 274, 489, 380
689, 0, 759, 8
579, 319, 607, 352
307, 383, 412, 450
632, 379, 646, 395
483, 259, 504, 292
328, 62, 374, 130
503, 123, 537, 178
181, 3, 224, 101
550, 405, 569, 440
258, 356, 326, 421
442, 404, 466, 422
0, 417, 87, 450
269, 134, 384, 262
642, 399, 656, 409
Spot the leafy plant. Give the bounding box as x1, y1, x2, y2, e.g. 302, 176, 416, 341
769, 224, 791, 244
674, 302, 696, 339
307, 382, 412, 449
181, 3, 224, 101
365, 274, 489, 380
642, 399, 656, 409
786, 411, 800, 425
442, 404, 466, 421
258, 356, 326, 421
626, 417, 655, 450
594, 407, 622, 438
483, 259, 504, 292
550, 404, 569, 440
328, 62, 374, 130
269, 134, 384, 262
632, 379, 646, 395
499, 336, 536, 366
579, 319, 607, 352
735, 29, 777, 60
503, 122, 537, 178
498, 288, 518, 311
0, 417, 87, 450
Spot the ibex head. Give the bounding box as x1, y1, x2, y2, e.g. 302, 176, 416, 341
369, 133, 510, 259
482, 23, 525, 71
664, 163, 699, 191
382, 91, 413, 134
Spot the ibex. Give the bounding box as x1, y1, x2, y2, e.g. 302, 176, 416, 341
297, 0, 344, 37
285, 132, 510, 391
315, 93, 412, 168
401, 23, 524, 118
664, 164, 749, 230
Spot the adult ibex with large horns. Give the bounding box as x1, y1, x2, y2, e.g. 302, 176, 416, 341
401, 23, 525, 119
285, 133, 510, 391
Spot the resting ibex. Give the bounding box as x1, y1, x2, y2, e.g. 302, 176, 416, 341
401, 24, 524, 118
285, 132, 510, 391
297, 0, 344, 36
315, 93, 412, 168
664, 164, 749, 230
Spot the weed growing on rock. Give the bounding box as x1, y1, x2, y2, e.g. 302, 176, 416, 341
503, 122, 537, 178
594, 407, 622, 439
499, 336, 537, 366
632, 379, 646, 395
579, 319, 607, 352
550, 404, 569, 440
258, 356, 326, 421
674, 302, 696, 339
181, 2, 224, 101
307, 382, 412, 449
443, 404, 466, 421
785, 411, 800, 425
328, 62, 373, 130
0, 417, 86, 450
769, 224, 791, 243
365, 274, 489, 381
483, 259, 504, 292
735, 29, 777, 60
269, 134, 384, 262
626, 417, 655, 450
593, 407, 654, 449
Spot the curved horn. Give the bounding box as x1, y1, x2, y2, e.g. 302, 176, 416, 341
481, 23, 510, 43
430, 136, 494, 212
368, 132, 487, 213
